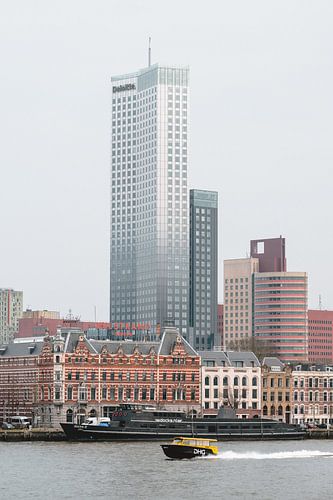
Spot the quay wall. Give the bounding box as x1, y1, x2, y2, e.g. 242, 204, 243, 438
0, 428, 66, 441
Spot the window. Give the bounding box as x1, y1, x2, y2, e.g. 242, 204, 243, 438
205, 376, 210, 386
67, 386, 73, 400
66, 409, 73, 423
252, 377, 257, 386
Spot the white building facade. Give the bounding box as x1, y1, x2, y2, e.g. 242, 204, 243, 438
200, 351, 261, 418
110, 64, 189, 338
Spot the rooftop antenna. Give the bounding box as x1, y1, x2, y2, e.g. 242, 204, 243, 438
148, 37, 151, 67
319, 294, 322, 310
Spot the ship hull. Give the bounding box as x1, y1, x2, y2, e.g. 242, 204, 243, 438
60, 422, 306, 442
161, 444, 215, 459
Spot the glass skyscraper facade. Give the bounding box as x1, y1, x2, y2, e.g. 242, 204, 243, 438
189, 190, 218, 350
110, 64, 189, 337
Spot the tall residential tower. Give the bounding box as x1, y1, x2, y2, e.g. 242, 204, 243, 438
0, 289, 23, 344
189, 190, 218, 349
110, 64, 189, 337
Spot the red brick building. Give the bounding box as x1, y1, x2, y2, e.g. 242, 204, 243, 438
308, 310, 333, 364
1, 327, 201, 427
16, 317, 111, 339
0, 342, 42, 423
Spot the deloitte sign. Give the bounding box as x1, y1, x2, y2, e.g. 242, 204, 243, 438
112, 83, 136, 93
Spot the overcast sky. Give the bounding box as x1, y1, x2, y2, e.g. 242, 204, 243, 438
1, 0, 332, 320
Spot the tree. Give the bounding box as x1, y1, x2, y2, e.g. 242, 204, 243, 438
226, 336, 277, 361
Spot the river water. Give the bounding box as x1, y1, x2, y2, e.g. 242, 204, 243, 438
1, 439, 332, 499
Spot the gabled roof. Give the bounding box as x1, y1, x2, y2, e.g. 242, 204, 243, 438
262, 357, 285, 369
158, 327, 198, 356
225, 351, 260, 368
89, 340, 159, 355
199, 351, 231, 367
0, 342, 43, 357
199, 350, 260, 368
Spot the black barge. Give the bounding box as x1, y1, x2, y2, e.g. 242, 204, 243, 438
61, 405, 306, 441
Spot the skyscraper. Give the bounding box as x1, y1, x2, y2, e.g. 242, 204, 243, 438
253, 272, 308, 362
0, 288, 23, 344
189, 190, 218, 349
110, 63, 189, 337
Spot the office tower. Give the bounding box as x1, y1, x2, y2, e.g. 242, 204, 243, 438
253, 272, 308, 362
250, 236, 286, 273
0, 289, 23, 344
189, 190, 218, 350
223, 258, 259, 346
308, 309, 333, 364
110, 64, 189, 337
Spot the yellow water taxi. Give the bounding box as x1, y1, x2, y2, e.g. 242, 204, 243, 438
161, 437, 218, 459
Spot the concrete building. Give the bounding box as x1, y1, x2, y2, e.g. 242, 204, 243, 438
250, 236, 286, 272
0, 327, 201, 427
189, 190, 218, 350
308, 310, 333, 364
110, 63, 189, 338
223, 258, 259, 346
254, 272, 308, 362
292, 364, 333, 426
261, 357, 292, 423
22, 309, 60, 320
200, 350, 261, 418
0, 289, 23, 344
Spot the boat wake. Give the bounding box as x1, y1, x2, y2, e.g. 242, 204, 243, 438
216, 450, 333, 460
